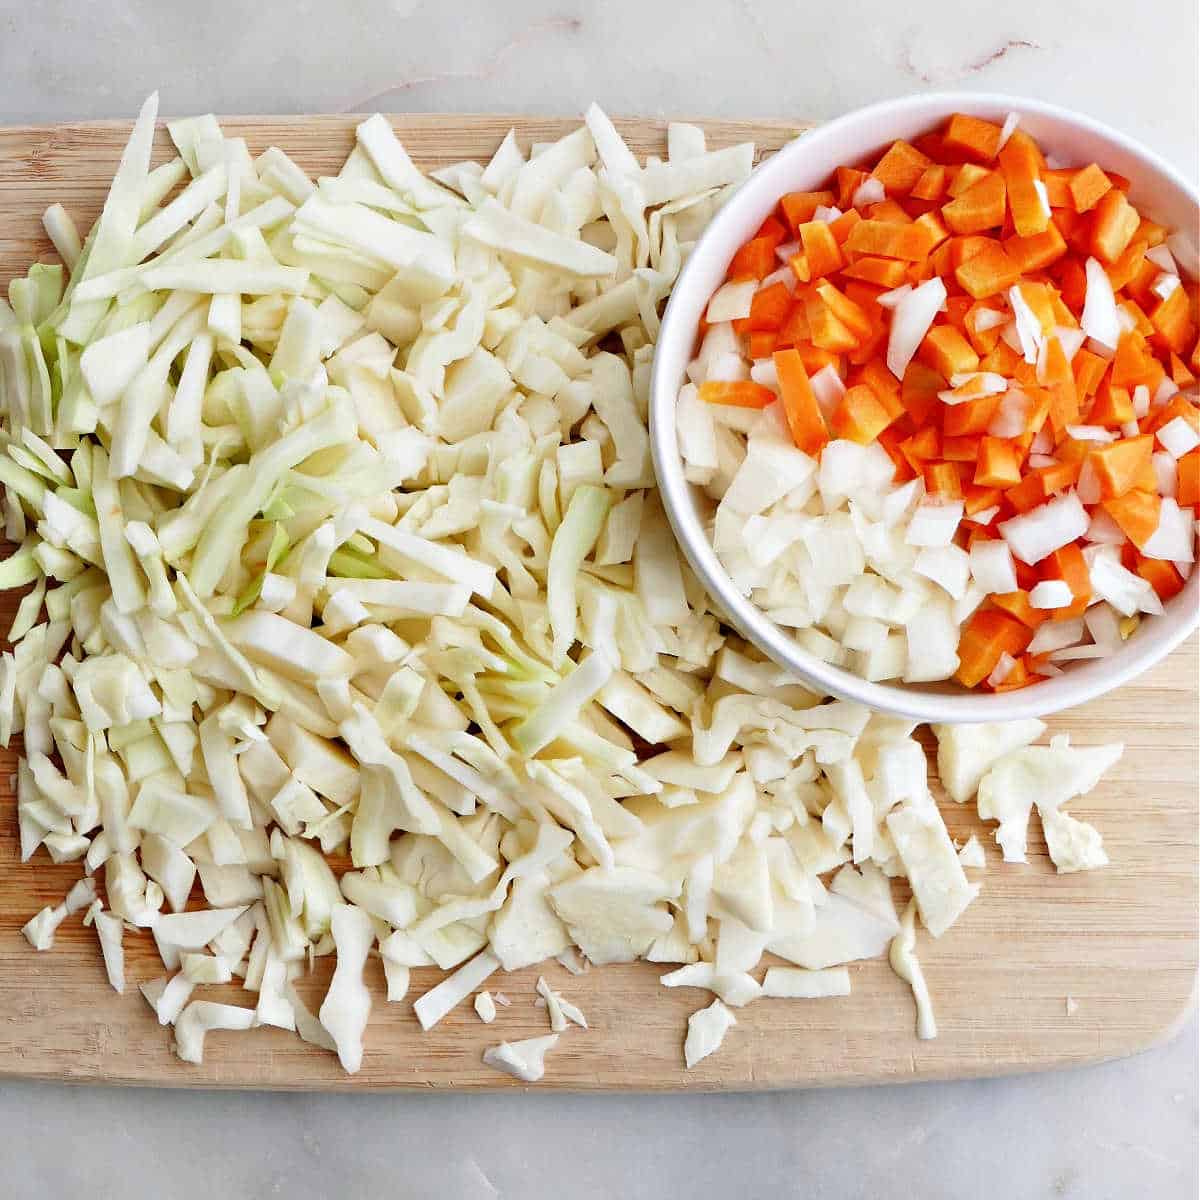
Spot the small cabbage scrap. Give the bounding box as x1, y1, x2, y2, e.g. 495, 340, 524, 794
482, 1033, 559, 1083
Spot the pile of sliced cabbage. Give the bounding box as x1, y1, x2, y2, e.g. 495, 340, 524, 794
1, 97, 1122, 1078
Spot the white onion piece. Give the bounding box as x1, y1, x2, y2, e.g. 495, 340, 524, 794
987, 652, 1017, 688
1152, 273, 1181, 301
1028, 617, 1086, 656
1065, 425, 1115, 443
809, 364, 846, 422
1157, 417, 1200, 459
1084, 604, 1123, 653
852, 177, 886, 207
1132, 385, 1151, 418
1153, 452, 1178, 498
1029, 580, 1073, 609
706, 280, 756, 323
876, 284, 913, 311
1145, 243, 1177, 274
886, 278, 946, 380
1081, 257, 1120, 352
1008, 285, 1043, 364
998, 112, 1020, 150
1141, 498, 1195, 562
973, 308, 1006, 332
968, 540, 1018, 594
999, 492, 1089, 565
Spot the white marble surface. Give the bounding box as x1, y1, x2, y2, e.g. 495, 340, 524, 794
1, 1, 1197, 1196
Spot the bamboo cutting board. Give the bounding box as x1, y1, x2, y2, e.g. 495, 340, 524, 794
0, 115, 1196, 1091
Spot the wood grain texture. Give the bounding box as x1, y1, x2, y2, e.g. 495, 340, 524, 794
0, 115, 1195, 1092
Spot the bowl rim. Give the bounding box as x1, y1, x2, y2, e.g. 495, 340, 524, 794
650, 89, 1200, 723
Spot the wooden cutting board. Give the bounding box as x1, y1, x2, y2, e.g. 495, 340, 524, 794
0, 115, 1195, 1091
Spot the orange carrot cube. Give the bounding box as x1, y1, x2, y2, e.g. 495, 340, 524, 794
773, 348, 829, 454
942, 113, 1004, 162
1090, 188, 1140, 262
1068, 163, 1113, 213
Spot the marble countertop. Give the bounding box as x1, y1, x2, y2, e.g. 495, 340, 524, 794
2, 1, 1196, 1196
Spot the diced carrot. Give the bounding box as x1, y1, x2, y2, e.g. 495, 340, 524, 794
780, 190, 834, 233
955, 609, 1035, 687
1178, 449, 1200, 508
831, 383, 896, 444
1072, 348, 1108, 399
755, 215, 789, 246
979, 339, 1024, 376
911, 164, 948, 202
1123, 256, 1162, 306
793, 342, 843, 377
748, 331, 778, 359
899, 426, 941, 475
1055, 256, 1088, 312
1041, 168, 1075, 210
728, 236, 779, 281
1005, 223, 1068, 272
1170, 352, 1197, 387
1088, 435, 1154, 498
964, 484, 1003, 516
955, 241, 1021, 298
845, 220, 934, 261
942, 434, 981, 462
1003, 473, 1047, 514
1103, 489, 1161, 549
836, 167, 869, 210
773, 349, 829, 454
943, 392, 1002, 437
1106, 239, 1148, 292
738, 281, 793, 333
698, 380, 776, 409
924, 460, 963, 498
975, 437, 1022, 488
855, 359, 904, 415
942, 170, 1006, 235
1149, 285, 1196, 355
829, 208, 863, 245
815, 281, 874, 341
787, 252, 811, 284
1088, 380, 1134, 427
912, 210, 951, 252
942, 113, 1003, 162
1136, 556, 1185, 601
901, 361, 945, 426
990, 591, 1050, 629
1068, 163, 1113, 213
806, 297, 860, 353
778, 301, 810, 347
1090, 188, 1140, 262
1135, 216, 1168, 246
998, 131, 1049, 237
1110, 331, 1157, 389
947, 163, 991, 198
920, 325, 980, 378
872, 140, 932, 194
842, 256, 909, 289
1042, 336, 1080, 434
798, 221, 844, 279
868, 198, 914, 224
1042, 544, 1091, 616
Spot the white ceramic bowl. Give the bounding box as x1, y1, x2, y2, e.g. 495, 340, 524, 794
650, 91, 1199, 723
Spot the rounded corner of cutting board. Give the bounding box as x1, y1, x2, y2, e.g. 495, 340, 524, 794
0, 115, 1194, 1091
